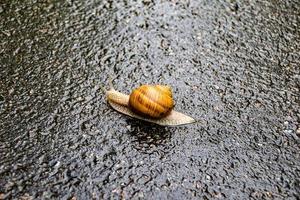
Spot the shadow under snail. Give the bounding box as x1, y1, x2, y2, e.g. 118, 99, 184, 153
102, 79, 196, 126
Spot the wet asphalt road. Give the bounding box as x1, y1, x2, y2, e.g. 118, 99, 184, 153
0, 0, 300, 199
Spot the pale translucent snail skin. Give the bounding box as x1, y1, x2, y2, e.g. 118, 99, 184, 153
104, 84, 196, 126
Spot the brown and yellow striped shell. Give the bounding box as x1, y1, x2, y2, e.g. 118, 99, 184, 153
128, 85, 174, 119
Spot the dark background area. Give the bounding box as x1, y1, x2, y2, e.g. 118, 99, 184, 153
0, 0, 299, 199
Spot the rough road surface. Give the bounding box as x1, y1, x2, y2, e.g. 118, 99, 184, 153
0, 0, 299, 199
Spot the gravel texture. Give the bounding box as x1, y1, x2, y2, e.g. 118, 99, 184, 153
0, 0, 299, 199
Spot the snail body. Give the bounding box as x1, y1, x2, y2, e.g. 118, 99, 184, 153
104, 81, 195, 126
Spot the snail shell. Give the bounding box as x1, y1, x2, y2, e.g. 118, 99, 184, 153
129, 85, 174, 119
104, 82, 195, 126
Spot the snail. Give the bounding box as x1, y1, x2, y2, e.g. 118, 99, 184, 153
101, 79, 196, 126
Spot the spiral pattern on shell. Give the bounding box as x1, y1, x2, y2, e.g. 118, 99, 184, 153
129, 85, 174, 119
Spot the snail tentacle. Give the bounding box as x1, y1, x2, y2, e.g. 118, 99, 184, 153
108, 75, 118, 91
